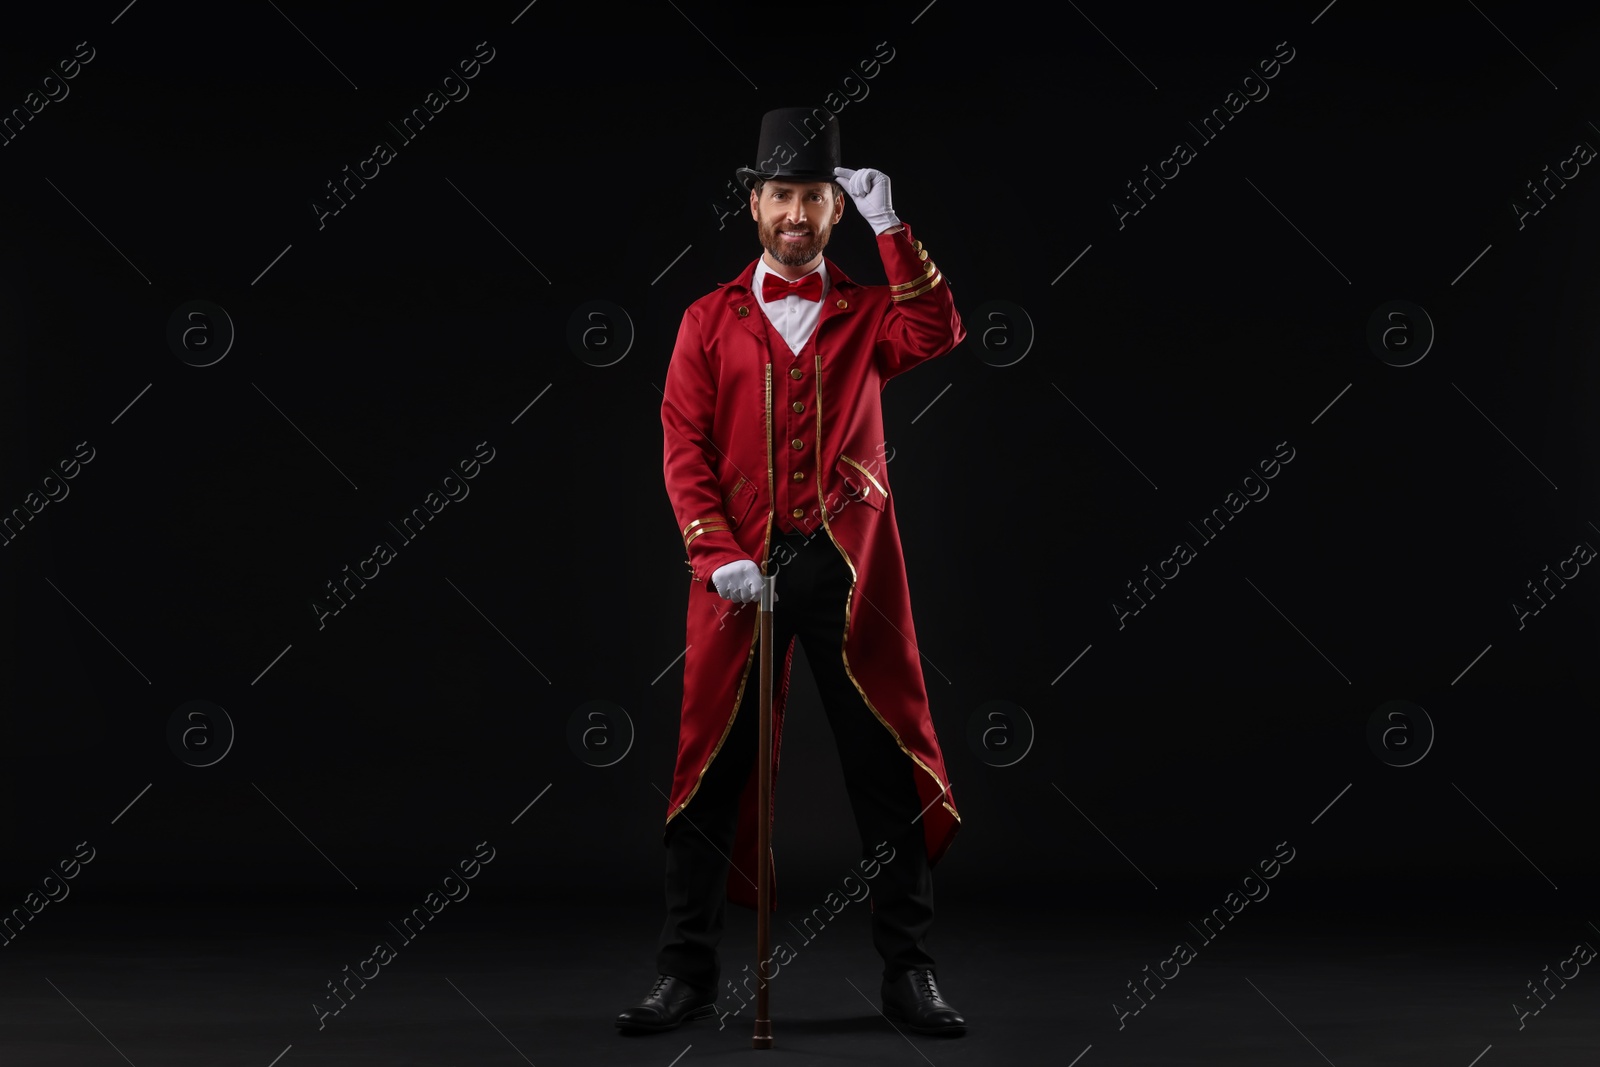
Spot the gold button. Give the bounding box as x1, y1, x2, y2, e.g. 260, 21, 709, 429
790, 438, 804, 450
737, 306, 749, 317
791, 508, 804, 519
914, 240, 924, 251
835, 298, 848, 309
791, 401, 804, 413
924, 261, 936, 274
792, 471, 805, 481
917, 250, 928, 261
789, 367, 803, 379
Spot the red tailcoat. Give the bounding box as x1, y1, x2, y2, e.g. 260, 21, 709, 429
660, 223, 964, 910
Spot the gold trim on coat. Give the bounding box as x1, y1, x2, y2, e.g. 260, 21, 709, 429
762, 359, 774, 572
838, 453, 888, 500
812, 348, 960, 827
666, 610, 761, 824
666, 359, 778, 828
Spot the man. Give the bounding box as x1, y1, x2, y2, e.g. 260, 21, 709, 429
617, 108, 966, 1037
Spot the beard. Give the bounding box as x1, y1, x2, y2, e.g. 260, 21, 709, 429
759, 215, 833, 267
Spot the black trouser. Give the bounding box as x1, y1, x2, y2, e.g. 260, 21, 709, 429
657, 529, 936, 993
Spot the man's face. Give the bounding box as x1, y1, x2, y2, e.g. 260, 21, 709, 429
750, 180, 845, 268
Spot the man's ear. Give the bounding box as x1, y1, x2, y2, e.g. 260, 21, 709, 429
750, 188, 760, 219
833, 191, 845, 224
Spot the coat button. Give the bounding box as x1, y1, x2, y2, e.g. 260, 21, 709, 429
914, 240, 924, 251
835, 298, 848, 309
791, 508, 804, 518
737, 306, 749, 317
792, 471, 805, 481
790, 438, 804, 450
791, 401, 804, 413
789, 368, 803, 379
917, 250, 929, 261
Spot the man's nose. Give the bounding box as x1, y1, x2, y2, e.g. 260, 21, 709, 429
784, 199, 807, 224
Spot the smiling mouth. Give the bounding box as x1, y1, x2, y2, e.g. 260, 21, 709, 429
780, 230, 811, 241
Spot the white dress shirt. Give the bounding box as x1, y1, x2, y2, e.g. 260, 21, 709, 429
752, 258, 829, 357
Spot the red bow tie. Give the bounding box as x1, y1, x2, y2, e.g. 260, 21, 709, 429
762, 271, 823, 303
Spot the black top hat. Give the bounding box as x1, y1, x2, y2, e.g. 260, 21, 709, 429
735, 107, 842, 190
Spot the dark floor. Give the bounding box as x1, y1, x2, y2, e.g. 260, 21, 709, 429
1, 898, 1592, 1065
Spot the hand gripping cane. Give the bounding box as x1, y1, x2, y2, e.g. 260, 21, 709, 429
753, 571, 776, 1049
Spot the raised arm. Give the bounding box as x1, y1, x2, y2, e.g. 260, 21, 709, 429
835, 166, 965, 379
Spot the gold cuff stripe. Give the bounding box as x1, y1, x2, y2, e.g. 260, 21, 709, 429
888, 265, 936, 292
890, 271, 944, 302
839, 453, 888, 498
682, 516, 728, 537
683, 523, 729, 548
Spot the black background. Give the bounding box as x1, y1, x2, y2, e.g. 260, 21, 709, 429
2, 0, 1598, 1061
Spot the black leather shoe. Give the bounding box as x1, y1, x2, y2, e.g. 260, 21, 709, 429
881, 968, 966, 1035
615, 974, 718, 1033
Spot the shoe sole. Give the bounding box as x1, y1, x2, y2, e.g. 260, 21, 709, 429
882, 1006, 967, 1036
614, 1002, 718, 1033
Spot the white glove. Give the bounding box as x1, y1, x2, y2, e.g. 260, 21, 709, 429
711, 559, 776, 603
834, 167, 901, 235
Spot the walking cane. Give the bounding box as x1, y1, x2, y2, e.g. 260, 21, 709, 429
753, 571, 776, 1049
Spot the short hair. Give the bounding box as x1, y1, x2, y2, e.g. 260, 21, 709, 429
751, 177, 844, 203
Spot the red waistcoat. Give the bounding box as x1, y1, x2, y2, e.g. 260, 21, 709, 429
767, 285, 830, 538
660, 224, 964, 910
